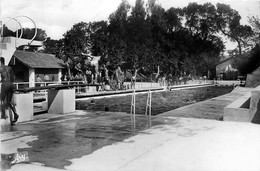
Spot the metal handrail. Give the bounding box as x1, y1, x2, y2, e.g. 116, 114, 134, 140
17, 83, 101, 93
14, 15, 37, 45
0, 15, 37, 45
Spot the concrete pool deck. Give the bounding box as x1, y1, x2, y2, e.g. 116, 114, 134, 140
1, 86, 260, 171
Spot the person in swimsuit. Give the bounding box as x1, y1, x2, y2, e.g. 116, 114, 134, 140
0, 57, 19, 125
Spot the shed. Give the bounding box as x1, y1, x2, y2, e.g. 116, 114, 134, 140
10, 50, 64, 87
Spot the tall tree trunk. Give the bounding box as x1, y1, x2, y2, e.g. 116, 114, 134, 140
155, 65, 160, 81
237, 40, 242, 56
66, 63, 71, 79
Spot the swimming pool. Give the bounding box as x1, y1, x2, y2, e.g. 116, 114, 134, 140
76, 85, 234, 115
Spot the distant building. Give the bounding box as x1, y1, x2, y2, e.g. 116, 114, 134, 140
9, 50, 64, 87
215, 56, 237, 80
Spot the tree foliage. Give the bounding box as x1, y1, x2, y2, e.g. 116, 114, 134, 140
248, 15, 260, 44
1, 25, 47, 41
235, 44, 260, 75
215, 3, 254, 55
43, 0, 257, 80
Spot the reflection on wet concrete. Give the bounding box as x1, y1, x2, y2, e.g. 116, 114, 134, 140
1, 86, 236, 170
1, 111, 162, 169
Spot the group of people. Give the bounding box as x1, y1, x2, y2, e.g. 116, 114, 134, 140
36, 74, 55, 82
0, 57, 19, 125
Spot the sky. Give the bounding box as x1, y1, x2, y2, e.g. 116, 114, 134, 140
1, 0, 260, 49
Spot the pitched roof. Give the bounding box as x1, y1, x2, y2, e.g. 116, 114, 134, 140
13, 50, 64, 69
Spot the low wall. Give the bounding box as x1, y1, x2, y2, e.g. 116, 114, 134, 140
246, 74, 260, 87
250, 90, 260, 123
224, 85, 260, 123
124, 80, 213, 89
224, 93, 251, 122
0, 93, 33, 126
48, 89, 75, 114
124, 82, 160, 89
215, 80, 241, 86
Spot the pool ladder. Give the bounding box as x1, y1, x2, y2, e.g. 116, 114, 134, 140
130, 90, 152, 133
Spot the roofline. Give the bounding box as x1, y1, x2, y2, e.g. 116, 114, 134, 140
217, 56, 235, 65
13, 52, 64, 69
209, 56, 235, 69
13, 55, 33, 68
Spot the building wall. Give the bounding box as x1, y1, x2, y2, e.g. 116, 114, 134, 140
10, 59, 61, 83
216, 59, 233, 75
215, 58, 238, 80
10, 59, 29, 82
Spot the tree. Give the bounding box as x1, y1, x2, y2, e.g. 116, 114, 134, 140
108, 0, 130, 39
43, 37, 62, 54
89, 21, 109, 56
180, 3, 224, 76
164, 7, 182, 33
145, 1, 165, 76
53, 0, 255, 82
103, 0, 130, 72
215, 3, 254, 55
17, 28, 47, 41
58, 22, 92, 78
184, 3, 217, 40
248, 15, 260, 44
236, 44, 260, 75
1, 26, 47, 41
1, 25, 16, 37
126, 0, 151, 76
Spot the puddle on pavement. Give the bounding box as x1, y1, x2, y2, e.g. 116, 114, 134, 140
1, 86, 234, 170
4, 112, 165, 170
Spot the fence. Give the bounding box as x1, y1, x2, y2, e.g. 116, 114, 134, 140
14, 79, 215, 95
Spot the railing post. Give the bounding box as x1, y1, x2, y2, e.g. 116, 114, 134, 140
145, 90, 152, 127
130, 89, 136, 133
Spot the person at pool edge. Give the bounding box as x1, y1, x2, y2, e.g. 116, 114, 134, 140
0, 57, 19, 124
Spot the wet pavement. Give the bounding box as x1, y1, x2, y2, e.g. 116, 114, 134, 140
1, 86, 260, 171
1, 111, 155, 170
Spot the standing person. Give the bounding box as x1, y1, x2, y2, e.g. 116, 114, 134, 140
36, 75, 42, 87
43, 74, 50, 82
131, 74, 136, 89
131, 69, 139, 89
86, 69, 92, 84
0, 57, 19, 125
51, 75, 55, 82
36, 75, 42, 82
44, 74, 50, 86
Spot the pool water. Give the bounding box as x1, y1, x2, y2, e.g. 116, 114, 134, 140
76, 86, 234, 115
